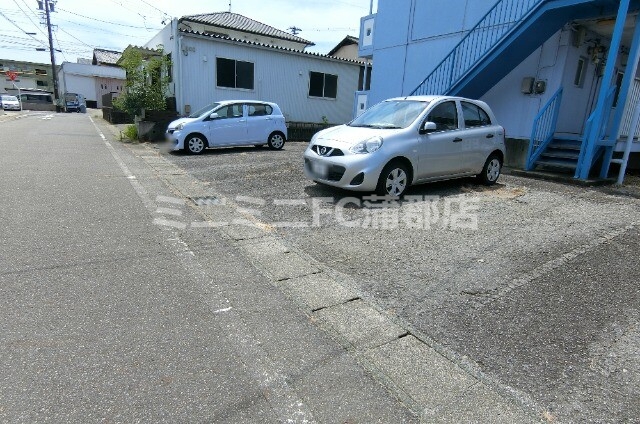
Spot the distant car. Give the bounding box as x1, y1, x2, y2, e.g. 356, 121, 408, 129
64, 93, 86, 113
304, 95, 505, 197
1, 95, 21, 111
166, 100, 287, 154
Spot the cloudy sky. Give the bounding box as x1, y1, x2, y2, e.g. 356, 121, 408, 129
0, 0, 375, 65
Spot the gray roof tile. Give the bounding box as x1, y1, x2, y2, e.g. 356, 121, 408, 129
181, 12, 313, 46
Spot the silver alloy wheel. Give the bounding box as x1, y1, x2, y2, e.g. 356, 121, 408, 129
187, 136, 205, 154
385, 168, 408, 196
486, 158, 501, 182
269, 133, 285, 149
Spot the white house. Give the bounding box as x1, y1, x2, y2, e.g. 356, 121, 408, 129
143, 12, 364, 124
358, 0, 640, 178
58, 62, 126, 108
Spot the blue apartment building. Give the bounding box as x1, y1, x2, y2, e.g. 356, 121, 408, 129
357, 0, 640, 179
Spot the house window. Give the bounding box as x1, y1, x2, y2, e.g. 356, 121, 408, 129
574, 57, 587, 87
216, 57, 254, 90
35, 68, 47, 75
358, 66, 372, 91
309, 71, 338, 99
36, 80, 48, 87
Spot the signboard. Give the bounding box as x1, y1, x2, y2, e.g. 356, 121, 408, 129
6, 71, 18, 81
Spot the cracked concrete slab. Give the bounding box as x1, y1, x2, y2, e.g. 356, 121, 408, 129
274, 273, 359, 312
314, 300, 406, 350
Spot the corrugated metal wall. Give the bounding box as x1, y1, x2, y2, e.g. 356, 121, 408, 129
178, 35, 361, 124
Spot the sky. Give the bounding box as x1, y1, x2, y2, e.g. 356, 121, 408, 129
0, 0, 375, 65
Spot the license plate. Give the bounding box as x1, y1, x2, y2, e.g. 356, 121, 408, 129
311, 161, 329, 178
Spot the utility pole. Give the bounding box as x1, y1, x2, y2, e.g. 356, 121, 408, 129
42, 0, 60, 111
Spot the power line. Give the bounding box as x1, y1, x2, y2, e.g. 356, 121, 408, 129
0, 10, 48, 48
14, 0, 49, 40
53, 28, 68, 61
56, 6, 161, 30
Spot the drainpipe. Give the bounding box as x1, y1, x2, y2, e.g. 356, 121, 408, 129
174, 18, 184, 116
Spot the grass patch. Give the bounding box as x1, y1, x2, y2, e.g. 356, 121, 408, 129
120, 124, 138, 143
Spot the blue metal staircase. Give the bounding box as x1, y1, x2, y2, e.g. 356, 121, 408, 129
410, 0, 624, 99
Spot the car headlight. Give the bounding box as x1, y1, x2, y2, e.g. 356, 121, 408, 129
350, 136, 383, 154
175, 123, 185, 131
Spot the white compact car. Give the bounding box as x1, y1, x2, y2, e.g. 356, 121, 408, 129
304, 95, 506, 197
1, 95, 21, 111
166, 100, 287, 154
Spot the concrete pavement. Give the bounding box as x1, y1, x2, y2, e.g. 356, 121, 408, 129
0, 113, 418, 422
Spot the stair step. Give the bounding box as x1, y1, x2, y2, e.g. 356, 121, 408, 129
540, 151, 580, 160
535, 159, 577, 170
548, 142, 582, 151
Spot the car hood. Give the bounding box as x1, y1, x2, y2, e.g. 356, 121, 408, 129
168, 117, 198, 129
3, 100, 19, 105
313, 125, 390, 146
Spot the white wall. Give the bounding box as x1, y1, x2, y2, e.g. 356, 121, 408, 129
175, 34, 361, 123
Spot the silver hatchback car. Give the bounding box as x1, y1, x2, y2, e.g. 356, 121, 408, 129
303, 96, 505, 196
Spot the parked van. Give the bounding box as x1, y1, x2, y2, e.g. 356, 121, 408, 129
64, 93, 86, 113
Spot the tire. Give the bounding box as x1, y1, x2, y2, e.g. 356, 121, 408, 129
184, 134, 206, 155
267, 132, 285, 150
478, 154, 502, 185
376, 161, 410, 197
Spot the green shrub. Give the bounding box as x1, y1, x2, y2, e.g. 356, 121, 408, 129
122, 124, 138, 141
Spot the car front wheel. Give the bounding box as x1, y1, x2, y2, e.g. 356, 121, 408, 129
185, 135, 206, 155
267, 132, 285, 150
376, 161, 410, 197
479, 154, 502, 185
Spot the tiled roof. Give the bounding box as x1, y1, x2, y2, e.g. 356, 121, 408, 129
178, 29, 364, 65
328, 35, 359, 56
180, 12, 313, 46
93, 49, 122, 65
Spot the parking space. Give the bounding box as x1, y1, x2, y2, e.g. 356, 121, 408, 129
163, 141, 640, 422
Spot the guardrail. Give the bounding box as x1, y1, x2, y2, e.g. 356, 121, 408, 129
411, 0, 542, 96
526, 87, 563, 170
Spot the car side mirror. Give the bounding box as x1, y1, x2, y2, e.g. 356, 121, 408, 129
209, 112, 220, 120
420, 121, 437, 134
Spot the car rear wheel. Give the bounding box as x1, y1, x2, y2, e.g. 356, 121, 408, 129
376, 161, 410, 197
185, 135, 206, 155
267, 132, 285, 150
478, 154, 502, 185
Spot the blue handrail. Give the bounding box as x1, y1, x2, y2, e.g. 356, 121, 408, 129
410, 0, 543, 96
574, 85, 617, 178
526, 87, 564, 170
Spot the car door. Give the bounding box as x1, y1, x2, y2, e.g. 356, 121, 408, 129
207, 103, 247, 146
460, 101, 497, 173
246, 103, 275, 144
417, 100, 467, 180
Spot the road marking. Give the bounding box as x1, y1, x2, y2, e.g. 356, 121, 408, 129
89, 116, 316, 423
156, 195, 186, 205
155, 207, 183, 217
213, 307, 232, 313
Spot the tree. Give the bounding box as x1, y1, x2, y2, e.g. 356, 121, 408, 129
114, 46, 171, 118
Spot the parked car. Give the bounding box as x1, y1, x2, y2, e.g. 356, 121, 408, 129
303, 95, 505, 197
1, 95, 21, 111
166, 100, 287, 154
64, 93, 86, 113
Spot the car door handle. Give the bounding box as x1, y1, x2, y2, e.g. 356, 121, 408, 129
265, 117, 273, 120
239, 119, 246, 123
486, 134, 495, 139
452, 137, 463, 142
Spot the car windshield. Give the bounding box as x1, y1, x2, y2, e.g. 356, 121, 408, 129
349, 100, 429, 129
65, 94, 78, 101
2, 96, 18, 101
189, 103, 221, 119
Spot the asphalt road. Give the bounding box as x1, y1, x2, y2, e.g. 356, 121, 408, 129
165, 140, 640, 422
0, 113, 417, 423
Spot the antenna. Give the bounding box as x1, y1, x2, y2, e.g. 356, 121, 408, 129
228, 1, 231, 12
288, 26, 301, 36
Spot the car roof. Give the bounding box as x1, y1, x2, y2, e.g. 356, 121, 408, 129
385, 95, 486, 102
218, 100, 276, 106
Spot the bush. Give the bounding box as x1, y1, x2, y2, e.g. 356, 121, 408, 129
122, 124, 138, 141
